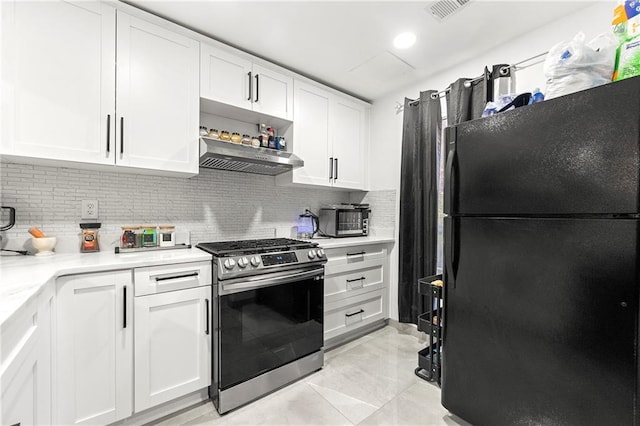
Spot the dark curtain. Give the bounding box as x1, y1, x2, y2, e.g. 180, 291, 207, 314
398, 90, 441, 324
446, 68, 490, 125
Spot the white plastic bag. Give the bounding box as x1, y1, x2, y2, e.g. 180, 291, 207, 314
544, 32, 617, 99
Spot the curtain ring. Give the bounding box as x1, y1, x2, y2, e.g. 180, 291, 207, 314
463, 80, 472, 88
430, 93, 438, 99
499, 66, 510, 76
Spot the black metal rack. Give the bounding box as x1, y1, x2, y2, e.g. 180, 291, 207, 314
415, 274, 443, 384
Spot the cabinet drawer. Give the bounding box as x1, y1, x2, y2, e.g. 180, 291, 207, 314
324, 260, 384, 302
323, 244, 386, 269
134, 261, 211, 296
324, 289, 385, 341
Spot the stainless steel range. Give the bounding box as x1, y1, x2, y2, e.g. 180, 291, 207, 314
196, 238, 326, 414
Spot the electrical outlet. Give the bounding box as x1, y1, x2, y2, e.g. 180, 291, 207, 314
81, 200, 99, 219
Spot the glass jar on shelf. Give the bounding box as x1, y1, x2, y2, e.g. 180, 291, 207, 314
120, 226, 140, 249
219, 130, 231, 141
140, 225, 157, 247
230, 132, 242, 143
241, 134, 252, 146
208, 128, 219, 139
158, 225, 176, 247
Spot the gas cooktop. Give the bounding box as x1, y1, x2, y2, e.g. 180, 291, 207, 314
196, 238, 317, 257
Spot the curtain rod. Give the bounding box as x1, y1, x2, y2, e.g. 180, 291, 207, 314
396, 50, 549, 109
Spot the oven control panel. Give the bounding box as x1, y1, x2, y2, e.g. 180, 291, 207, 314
217, 248, 326, 278
262, 252, 298, 266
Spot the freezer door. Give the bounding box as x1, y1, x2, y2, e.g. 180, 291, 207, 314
442, 217, 638, 426
447, 77, 640, 215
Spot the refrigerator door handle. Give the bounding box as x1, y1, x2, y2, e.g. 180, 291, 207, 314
444, 126, 457, 215
445, 218, 456, 287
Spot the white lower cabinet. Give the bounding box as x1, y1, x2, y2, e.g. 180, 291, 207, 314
55, 270, 133, 425
134, 286, 211, 412
322, 243, 390, 346
324, 289, 385, 341
1, 286, 53, 426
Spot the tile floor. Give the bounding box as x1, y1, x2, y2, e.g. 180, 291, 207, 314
152, 326, 471, 425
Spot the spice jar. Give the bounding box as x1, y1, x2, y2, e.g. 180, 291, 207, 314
158, 225, 176, 247
251, 136, 261, 148
121, 226, 140, 249
199, 126, 208, 136
208, 128, 219, 139
230, 132, 242, 143
80, 223, 101, 253
275, 136, 286, 150
241, 134, 252, 146
140, 225, 157, 247
219, 130, 231, 141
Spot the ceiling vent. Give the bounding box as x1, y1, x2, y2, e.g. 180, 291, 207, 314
427, 0, 471, 22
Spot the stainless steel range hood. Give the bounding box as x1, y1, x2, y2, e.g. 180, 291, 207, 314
199, 137, 303, 176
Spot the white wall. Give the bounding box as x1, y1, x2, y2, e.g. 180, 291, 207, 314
370, 1, 613, 321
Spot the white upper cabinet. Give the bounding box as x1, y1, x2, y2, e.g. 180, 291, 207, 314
200, 43, 293, 121
278, 80, 368, 191
200, 45, 253, 111
331, 97, 367, 190
1, 1, 199, 176
116, 12, 200, 175
1, 1, 116, 165
290, 81, 332, 186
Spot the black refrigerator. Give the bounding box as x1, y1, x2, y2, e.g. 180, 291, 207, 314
441, 76, 640, 425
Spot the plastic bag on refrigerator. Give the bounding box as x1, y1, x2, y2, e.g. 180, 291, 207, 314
543, 32, 617, 99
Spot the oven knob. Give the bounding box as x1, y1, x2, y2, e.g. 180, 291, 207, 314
250, 256, 261, 267
237, 257, 249, 268
223, 258, 236, 270
307, 249, 317, 259
317, 249, 325, 258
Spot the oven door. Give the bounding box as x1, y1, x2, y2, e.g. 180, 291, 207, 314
337, 209, 364, 236
217, 266, 324, 391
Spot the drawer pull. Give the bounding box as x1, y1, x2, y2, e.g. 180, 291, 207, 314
155, 272, 199, 282
346, 251, 366, 257
345, 309, 364, 318
346, 277, 365, 283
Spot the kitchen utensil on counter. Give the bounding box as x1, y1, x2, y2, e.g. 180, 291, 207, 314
158, 225, 175, 247
1, 206, 16, 231
297, 210, 318, 239
32, 236, 57, 256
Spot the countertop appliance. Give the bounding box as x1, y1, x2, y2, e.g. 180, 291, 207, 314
318, 204, 370, 237
442, 77, 640, 425
196, 238, 326, 414
199, 137, 303, 176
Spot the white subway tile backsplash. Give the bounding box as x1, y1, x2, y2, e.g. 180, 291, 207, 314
0, 161, 354, 252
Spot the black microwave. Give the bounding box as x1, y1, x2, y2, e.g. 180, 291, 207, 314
318, 205, 370, 238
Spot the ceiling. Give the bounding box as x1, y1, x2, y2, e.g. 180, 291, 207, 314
126, 1, 590, 102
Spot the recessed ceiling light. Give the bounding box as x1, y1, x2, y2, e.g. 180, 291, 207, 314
393, 32, 416, 49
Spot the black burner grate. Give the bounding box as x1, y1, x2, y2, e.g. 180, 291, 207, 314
196, 238, 316, 256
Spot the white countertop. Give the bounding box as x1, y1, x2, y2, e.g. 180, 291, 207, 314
309, 235, 395, 249
0, 247, 212, 327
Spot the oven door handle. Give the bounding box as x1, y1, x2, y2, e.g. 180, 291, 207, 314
220, 267, 324, 295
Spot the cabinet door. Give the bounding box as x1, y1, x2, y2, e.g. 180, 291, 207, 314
134, 286, 211, 412
291, 81, 331, 186
331, 97, 367, 190
1, 331, 39, 426
116, 12, 199, 175
251, 64, 293, 120
200, 43, 252, 111
1, 289, 52, 426
55, 271, 133, 425
1, 0, 116, 165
